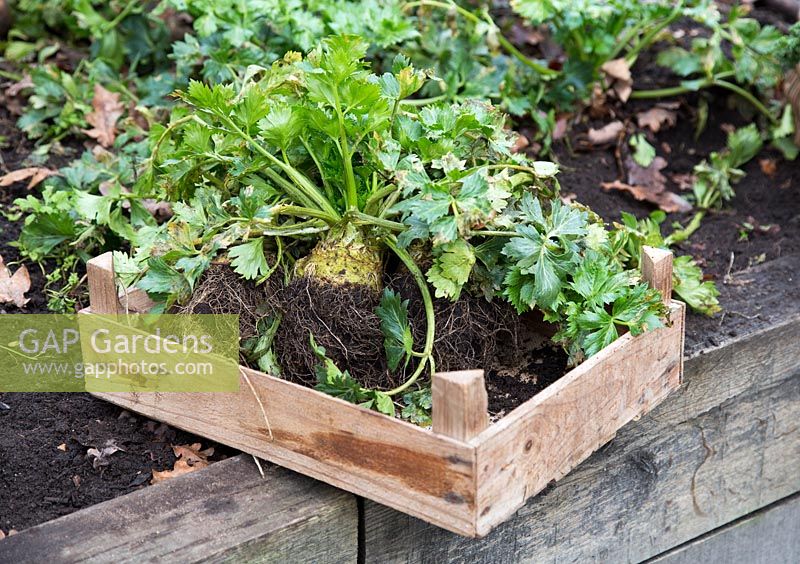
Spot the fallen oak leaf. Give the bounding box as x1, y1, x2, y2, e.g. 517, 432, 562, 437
172, 443, 214, 465
83, 84, 124, 147
0, 254, 31, 308
151, 458, 208, 484
151, 443, 213, 484
86, 439, 125, 470
636, 107, 678, 132
587, 121, 624, 145
0, 167, 59, 190
613, 155, 692, 213
602, 180, 692, 213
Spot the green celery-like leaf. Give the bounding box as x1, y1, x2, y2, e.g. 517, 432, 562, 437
375, 288, 414, 371
427, 239, 476, 300
228, 238, 269, 280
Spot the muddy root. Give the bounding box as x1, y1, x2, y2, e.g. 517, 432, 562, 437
389, 272, 521, 374
176, 263, 277, 341
272, 277, 394, 389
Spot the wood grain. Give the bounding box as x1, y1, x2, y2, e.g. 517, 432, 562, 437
91, 366, 479, 536
642, 246, 673, 305
84, 246, 684, 537
87, 254, 122, 314
651, 493, 800, 564
432, 370, 489, 442
0, 455, 357, 564
474, 301, 684, 535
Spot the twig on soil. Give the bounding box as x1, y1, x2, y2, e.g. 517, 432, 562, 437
723, 252, 735, 284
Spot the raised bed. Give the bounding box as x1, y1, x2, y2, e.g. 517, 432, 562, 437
79, 248, 684, 538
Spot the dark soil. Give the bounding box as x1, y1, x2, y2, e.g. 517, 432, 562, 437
485, 318, 568, 417
551, 93, 800, 351
0, 392, 233, 533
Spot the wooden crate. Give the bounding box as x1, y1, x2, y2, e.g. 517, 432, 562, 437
82, 247, 684, 538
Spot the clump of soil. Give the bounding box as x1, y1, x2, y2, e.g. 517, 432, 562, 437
272, 276, 390, 389
271, 267, 533, 393
486, 321, 569, 417
176, 263, 278, 341
390, 270, 522, 374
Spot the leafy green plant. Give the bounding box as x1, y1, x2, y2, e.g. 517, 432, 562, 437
119, 37, 667, 410
610, 211, 720, 315
7, 0, 170, 70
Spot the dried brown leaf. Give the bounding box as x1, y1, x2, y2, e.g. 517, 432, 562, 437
587, 121, 624, 145
151, 443, 213, 484
83, 84, 124, 147
626, 155, 668, 188
759, 158, 777, 177
172, 443, 214, 465
604, 155, 692, 213
601, 58, 632, 102
6, 74, 33, 97
151, 458, 209, 484
0, 167, 59, 189
0, 254, 31, 308
636, 107, 678, 132
601, 180, 692, 213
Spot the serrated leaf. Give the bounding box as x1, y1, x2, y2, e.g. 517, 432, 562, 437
228, 238, 269, 280
630, 134, 656, 167
427, 240, 476, 300
375, 288, 414, 371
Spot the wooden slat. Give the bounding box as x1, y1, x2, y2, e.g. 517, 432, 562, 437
641, 246, 673, 305
0, 455, 357, 563
91, 366, 479, 536
650, 493, 800, 564
432, 370, 488, 442
87, 253, 122, 314
362, 254, 800, 561
474, 301, 684, 535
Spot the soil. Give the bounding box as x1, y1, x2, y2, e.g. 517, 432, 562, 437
0, 392, 234, 532
0, 83, 235, 535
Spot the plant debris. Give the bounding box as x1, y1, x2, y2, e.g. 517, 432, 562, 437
83, 84, 124, 147
0, 167, 59, 190
636, 106, 679, 133
0, 253, 31, 308
588, 121, 625, 145
151, 443, 214, 484
86, 439, 125, 470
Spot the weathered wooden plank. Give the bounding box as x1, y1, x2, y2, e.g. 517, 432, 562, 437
87, 254, 122, 314
642, 246, 673, 305
362, 254, 800, 562
432, 370, 488, 442
474, 301, 684, 535
650, 493, 800, 564
92, 366, 478, 536
0, 455, 357, 564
